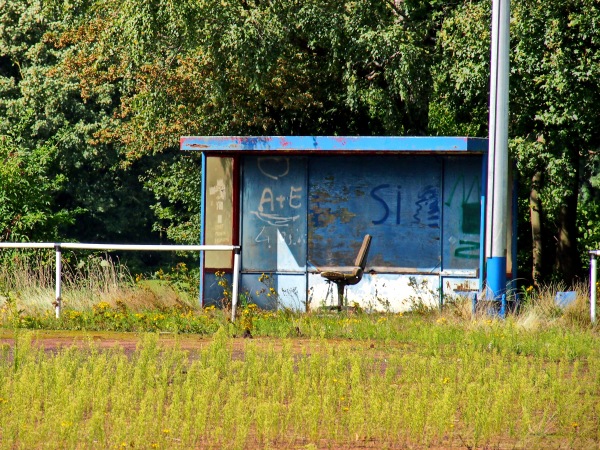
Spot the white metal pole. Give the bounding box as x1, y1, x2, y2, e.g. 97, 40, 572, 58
0, 243, 237, 251
485, 0, 510, 299
591, 253, 597, 324
58, 243, 236, 251
55, 244, 62, 319
231, 248, 241, 322
0, 243, 55, 249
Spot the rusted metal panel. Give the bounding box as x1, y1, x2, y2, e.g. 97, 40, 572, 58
308, 156, 442, 270
442, 277, 480, 301
241, 156, 307, 271
181, 136, 488, 154
442, 158, 483, 270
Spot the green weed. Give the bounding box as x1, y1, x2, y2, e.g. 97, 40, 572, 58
0, 329, 598, 449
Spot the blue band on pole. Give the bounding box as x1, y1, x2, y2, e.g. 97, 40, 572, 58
487, 256, 506, 299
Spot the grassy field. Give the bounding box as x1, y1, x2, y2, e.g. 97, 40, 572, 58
1, 311, 599, 449
1, 254, 599, 448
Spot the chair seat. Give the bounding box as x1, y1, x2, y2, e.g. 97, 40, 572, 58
321, 268, 363, 285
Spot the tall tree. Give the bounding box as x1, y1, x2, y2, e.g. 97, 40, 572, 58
55, 0, 449, 242
0, 0, 159, 244
430, 0, 600, 285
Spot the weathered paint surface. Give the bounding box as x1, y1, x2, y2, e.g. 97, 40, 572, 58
308, 155, 442, 270
307, 273, 439, 312
442, 157, 483, 270
442, 277, 480, 300
204, 157, 234, 268
182, 136, 488, 153
203, 271, 232, 307
241, 273, 307, 311
235, 154, 484, 310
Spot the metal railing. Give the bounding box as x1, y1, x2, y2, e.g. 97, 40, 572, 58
589, 251, 600, 324
0, 243, 241, 321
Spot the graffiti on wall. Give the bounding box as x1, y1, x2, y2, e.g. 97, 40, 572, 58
249, 157, 305, 248
370, 184, 440, 229
307, 156, 442, 268
242, 156, 307, 271
444, 174, 480, 260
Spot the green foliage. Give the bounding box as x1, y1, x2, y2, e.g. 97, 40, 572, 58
577, 183, 600, 270
4, 0, 600, 284
430, 0, 600, 284
141, 152, 200, 244
0, 137, 75, 240
0, 0, 163, 249
151, 261, 199, 300
429, 0, 490, 136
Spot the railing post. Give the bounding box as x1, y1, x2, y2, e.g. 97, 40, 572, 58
231, 247, 241, 322
591, 252, 597, 324
54, 244, 62, 319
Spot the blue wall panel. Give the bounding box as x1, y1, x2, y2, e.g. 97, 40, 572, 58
442, 158, 482, 270
241, 156, 307, 271
203, 272, 232, 307
308, 156, 442, 270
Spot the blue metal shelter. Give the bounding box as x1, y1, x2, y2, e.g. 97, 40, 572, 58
181, 136, 507, 311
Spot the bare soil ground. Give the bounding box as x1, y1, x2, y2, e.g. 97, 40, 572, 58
0, 329, 391, 359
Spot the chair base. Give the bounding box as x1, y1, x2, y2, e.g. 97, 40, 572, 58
326, 281, 346, 309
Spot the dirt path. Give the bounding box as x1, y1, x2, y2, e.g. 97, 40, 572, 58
0, 329, 390, 357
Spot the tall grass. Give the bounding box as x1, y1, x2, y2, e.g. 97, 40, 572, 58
514, 282, 592, 329
0, 328, 599, 449
1, 260, 599, 448
0, 250, 198, 315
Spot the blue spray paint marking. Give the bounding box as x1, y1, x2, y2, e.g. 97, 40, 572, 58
370, 184, 390, 225
370, 184, 403, 225
454, 240, 480, 259
413, 185, 440, 228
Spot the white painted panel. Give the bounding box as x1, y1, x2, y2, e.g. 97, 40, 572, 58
277, 274, 307, 311
308, 273, 440, 312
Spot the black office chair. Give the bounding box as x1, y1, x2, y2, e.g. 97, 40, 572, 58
319, 234, 372, 310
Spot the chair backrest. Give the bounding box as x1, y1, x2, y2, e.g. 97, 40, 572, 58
354, 234, 372, 269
